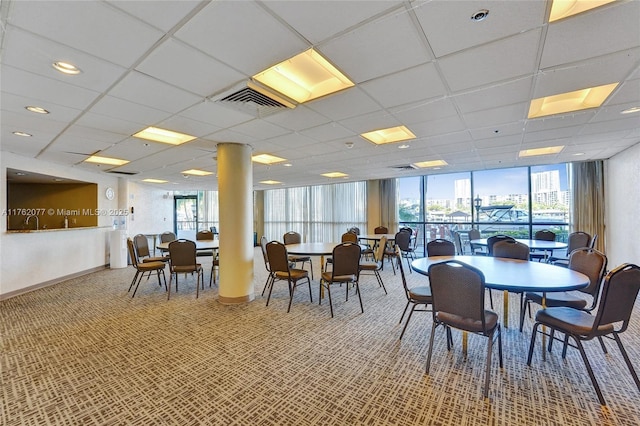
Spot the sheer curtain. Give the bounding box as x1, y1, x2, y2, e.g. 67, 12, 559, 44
264, 181, 367, 242
570, 161, 605, 252
379, 178, 398, 232
199, 190, 219, 232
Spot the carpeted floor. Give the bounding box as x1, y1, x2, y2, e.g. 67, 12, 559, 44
1, 248, 639, 425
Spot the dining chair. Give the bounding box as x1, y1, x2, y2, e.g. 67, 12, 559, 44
426, 238, 455, 257
527, 263, 640, 406
374, 226, 388, 234
283, 231, 314, 279
451, 231, 465, 255
530, 229, 556, 262
265, 241, 312, 312
260, 236, 275, 297
159, 231, 177, 253
397, 245, 432, 340
468, 228, 486, 255
133, 234, 168, 263
395, 230, 415, 274
548, 231, 591, 266
126, 238, 167, 298
520, 247, 607, 332
492, 239, 530, 328
319, 242, 362, 318
168, 239, 204, 300
326, 231, 358, 269
359, 235, 389, 295
195, 229, 215, 257
426, 260, 503, 399
486, 235, 515, 256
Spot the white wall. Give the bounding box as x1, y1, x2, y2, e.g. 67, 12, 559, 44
605, 141, 640, 268
125, 181, 174, 238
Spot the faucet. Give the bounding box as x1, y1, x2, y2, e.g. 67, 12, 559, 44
25, 215, 39, 230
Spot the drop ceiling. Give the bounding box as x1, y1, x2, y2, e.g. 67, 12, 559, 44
1, 0, 639, 191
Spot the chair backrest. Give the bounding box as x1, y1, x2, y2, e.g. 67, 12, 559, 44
395, 245, 411, 300
341, 232, 358, 243
160, 231, 177, 243
331, 242, 361, 278
426, 239, 455, 256
374, 236, 388, 262
126, 238, 140, 269
374, 226, 388, 234
168, 239, 197, 267
589, 263, 640, 336
260, 236, 270, 270
348, 227, 361, 235
399, 227, 413, 235
492, 239, 530, 260
469, 228, 481, 240
589, 233, 598, 249
265, 241, 290, 274
452, 231, 464, 255
534, 229, 556, 242
428, 260, 490, 333
133, 234, 151, 258
283, 231, 302, 245
568, 248, 608, 298
210, 226, 218, 234
412, 227, 420, 250
395, 230, 412, 251
487, 235, 515, 256
567, 231, 591, 254
196, 230, 214, 241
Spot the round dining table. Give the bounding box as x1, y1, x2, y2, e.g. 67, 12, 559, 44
286, 242, 339, 298
469, 238, 568, 251
157, 239, 219, 252
412, 255, 589, 358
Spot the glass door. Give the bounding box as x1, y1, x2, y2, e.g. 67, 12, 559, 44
174, 195, 198, 240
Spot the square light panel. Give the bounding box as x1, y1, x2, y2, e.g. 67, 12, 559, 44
260, 180, 282, 185
252, 48, 354, 104
142, 178, 169, 183
252, 154, 287, 165
519, 146, 564, 157
412, 160, 448, 168
361, 126, 416, 145
549, 0, 616, 22
84, 155, 129, 166
528, 83, 618, 119
133, 126, 196, 145
182, 169, 214, 176
321, 172, 348, 178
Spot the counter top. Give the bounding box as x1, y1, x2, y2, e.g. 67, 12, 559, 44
6, 226, 109, 234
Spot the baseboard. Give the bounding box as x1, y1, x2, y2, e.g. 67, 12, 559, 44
0, 265, 109, 301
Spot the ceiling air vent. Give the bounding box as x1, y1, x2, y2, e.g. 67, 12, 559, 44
214, 81, 295, 118
390, 164, 418, 171
107, 170, 139, 176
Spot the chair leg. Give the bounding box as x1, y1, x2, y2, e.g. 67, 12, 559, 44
309, 260, 314, 280
354, 281, 364, 314
573, 336, 606, 406
484, 331, 494, 399
265, 275, 276, 306
307, 277, 313, 303
327, 283, 334, 318
519, 296, 528, 332
613, 333, 640, 392
131, 272, 146, 298
526, 322, 541, 365
399, 303, 418, 340
374, 270, 387, 294
128, 270, 140, 292
287, 279, 296, 313
399, 300, 411, 324
425, 322, 439, 373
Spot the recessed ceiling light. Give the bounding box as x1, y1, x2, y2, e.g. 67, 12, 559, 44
13, 131, 32, 137
471, 9, 489, 21
133, 126, 196, 145
573, 152, 585, 156
549, 0, 615, 22
25, 106, 49, 114
412, 160, 448, 168
361, 125, 416, 145
321, 172, 348, 178
528, 83, 618, 119
84, 155, 129, 166
142, 178, 169, 184
519, 146, 565, 157
52, 61, 82, 75
15, 172, 27, 176
621, 106, 640, 114
260, 180, 282, 185
182, 169, 214, 176
252, 154, 287, 165
398, 144, 410, 149
252, 48, 354, 103
53, 178, 65, 182
283, 163, 293, 167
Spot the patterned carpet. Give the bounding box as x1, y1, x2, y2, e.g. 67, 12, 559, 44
1, 248, 639, 425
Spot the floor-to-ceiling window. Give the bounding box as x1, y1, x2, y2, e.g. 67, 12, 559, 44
263, 181, 367, 242
173, 191, 219, 239
399, 164, 570, 254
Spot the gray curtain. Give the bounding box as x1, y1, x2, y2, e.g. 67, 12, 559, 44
380, 179, 398, 232
570, 161, 605, 253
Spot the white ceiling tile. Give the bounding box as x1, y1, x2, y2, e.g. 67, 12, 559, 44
180, 101, 254, 130
229, 120, 290, 140
389, 98, 459, 125
453, 77, 534, 114
174, 1, 308, 75
438, 29, 541, 92
409, 115, 467, 138
540, 1, 640, 69
7, 0, 164, 67
74, 112, 147, 136
1, 92, 83, 124
339, 111, 401, 135
414, 0, 546, 58
135, 39, 246, 97
360, 63, 446, 108
107, 0, 203, 32
299, 122, 355, 142
306, 87, 380, 121
462, 102, 528, 129
262, 106, 331, 132
89, 96, 172, 127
